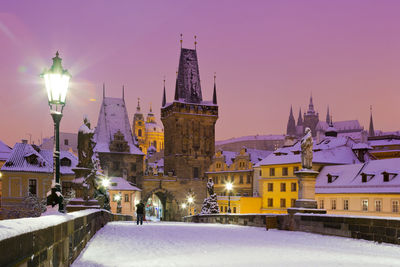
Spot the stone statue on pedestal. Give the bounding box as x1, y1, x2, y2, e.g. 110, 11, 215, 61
301, 127, 313, 170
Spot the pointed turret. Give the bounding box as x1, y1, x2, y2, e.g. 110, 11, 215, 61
103, 83, 105, 98
213, 73, 217, 104
122, 85, 125, 101
146, 103, 156, 123
326, 106, 330, 123
307, 94, 315, 115
286, 106, 296, 136
174, 48, 202, 103
297, 108, 303, 126
369, 106, 375, 137
162, 79, 166, 107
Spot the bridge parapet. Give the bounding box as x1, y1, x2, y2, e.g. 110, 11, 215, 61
0, 209, 132, 267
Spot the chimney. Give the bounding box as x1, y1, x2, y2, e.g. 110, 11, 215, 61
21, 139, 28, 144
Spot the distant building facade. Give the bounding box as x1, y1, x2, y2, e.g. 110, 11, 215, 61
132, 100, 164, 155
315, 158, 400, 217
41, 132, 78, 156
215, 135, 284, 152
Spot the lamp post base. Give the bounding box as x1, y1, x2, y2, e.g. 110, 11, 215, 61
46, 184, 65, 213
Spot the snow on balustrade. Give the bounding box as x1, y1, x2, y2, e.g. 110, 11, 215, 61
73, 222, 400, 267
0, 209, 99, 241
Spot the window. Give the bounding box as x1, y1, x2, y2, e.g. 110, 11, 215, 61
138, 129, 142, 137
361, 174, 367, 183
138, 121, 142, 126
291, 199, 296, 207
280, 198, 286, 208
268, 198, 273, 207
392, 200, 399, 213
64, 139, 69, 146
282, 167, 288, 176
268, 183, 273, 192
280, 183, 286, 192
231, 176, 234, 182
233, 207, 237, 213
220, 206, 224, 212
131, 163, 137, 172
293, 166, 299, 173
224, 206, 227, 212
124, 194, 129, 202
291, 182, 297, 192
270, 168, 275, 176
214, 176, 218, 184
343, 200, 349, 210
239, 175, 243, 184
60, 157, 71, 167
28, 179, 37, 196
246, 175, 251, 184
112, 194, 116, 202
383, 173, 389, 182
319, 199, 324, 209
362, 200, 368, 211
259, 170, 262, 176
193, 167, 199, 178
375, 200, 382, 212
331, 199, 336, 210
113, 161, 120, 171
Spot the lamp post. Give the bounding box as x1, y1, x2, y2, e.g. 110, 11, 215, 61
187, 196, 194, 216
42, 51, 71, 213
226, 182, 233, 213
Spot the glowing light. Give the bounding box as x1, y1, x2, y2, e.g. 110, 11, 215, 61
187, 196, 194, 204
181, 203, 187, 209
114, 194, 121, 202
101, 178, 110, 188
226, 182, 233, 191
89, 98, 96, 102
0, 172, 2, 178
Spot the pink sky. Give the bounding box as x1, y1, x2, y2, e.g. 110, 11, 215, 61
1, 0, 400, 147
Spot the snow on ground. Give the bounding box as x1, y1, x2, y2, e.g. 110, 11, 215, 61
73, 222, 400, 267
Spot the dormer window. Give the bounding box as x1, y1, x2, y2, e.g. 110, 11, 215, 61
25, 154, 38, 165
60, 157, 72, 167
382, 172, 397, 182
361, 173, 374, 183
327, 174, 339, 183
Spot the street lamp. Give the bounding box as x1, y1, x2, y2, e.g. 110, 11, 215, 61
187, 196, 194, 215
226, 182, 233, 213
42, 51, 71, 213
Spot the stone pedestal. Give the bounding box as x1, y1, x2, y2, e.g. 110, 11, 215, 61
294, 169, 319, 208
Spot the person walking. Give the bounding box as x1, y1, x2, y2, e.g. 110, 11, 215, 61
136, 200, 145, 225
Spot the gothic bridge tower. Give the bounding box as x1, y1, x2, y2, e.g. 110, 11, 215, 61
161, 46, 218, 179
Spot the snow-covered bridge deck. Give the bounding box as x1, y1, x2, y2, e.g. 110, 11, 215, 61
73, 222, 400, 267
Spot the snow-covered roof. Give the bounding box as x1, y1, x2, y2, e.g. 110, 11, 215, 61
216, 135, 285, 146
216, 149, 272, 166
145, 122, 163, 133
352, 143, 373, 150
1, 143, 78, 174
316, 120, 363, 132
316, 158, 400, 194
108, 177, 141, 191
255, 136, 361, 167
369, 139, 400, 147
0, 140, 12, 161
94, 97, 143, 155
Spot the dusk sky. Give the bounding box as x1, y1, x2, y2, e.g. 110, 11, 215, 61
1, 1, 400, 147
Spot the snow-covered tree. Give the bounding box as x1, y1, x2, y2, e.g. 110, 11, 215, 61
200, 178, 219, 214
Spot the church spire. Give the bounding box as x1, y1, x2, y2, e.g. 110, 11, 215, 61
326, 105, 330, 123
307, 93, 315, 114
297, 108, 303, 126
122, 85, 125, 101
286, 105, 296, 136
136, 98, 141, 113
103, 83, 105, 98
369, 106, 375, 137
162, 78, 166, 107
213, 72, 217, 105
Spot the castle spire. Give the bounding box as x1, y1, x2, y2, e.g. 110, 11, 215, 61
369, 105, 375, 137
122, 85, 125, 101
162, 77, 166, 107
103, 83, 105, 98
286, 105, 296, 136
297, 108, 303, 126
307, 93, 315, 114
213, 72, 217, 105
326, 105, 330, 124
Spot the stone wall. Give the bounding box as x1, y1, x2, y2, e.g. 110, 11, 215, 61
0, 210, 132, 267
184, 214, 278, 228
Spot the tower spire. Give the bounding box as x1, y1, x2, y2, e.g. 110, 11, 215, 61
162, 77, 166, 107
369, 105, 375, 137
297, 108, 303, 126
122, 85, 125, 100
307, 93, 315, 114
194, 35, 197, 50
213, 72, 217, 104
286, 105, 296, 136
103, 83, 105, 98
137, 97, 141, 112
180, 33, 183, 49
326, 105, 330, 123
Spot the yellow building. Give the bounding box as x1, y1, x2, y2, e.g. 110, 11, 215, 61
206, 147, 270, 213
368, 135, 400, 159
132, 99, 164, 155
0, 142, 77, 219
0, 140, 12, 206
254, 134, 371, 214
315, 158, 400, 217
108, 177, 141, 217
